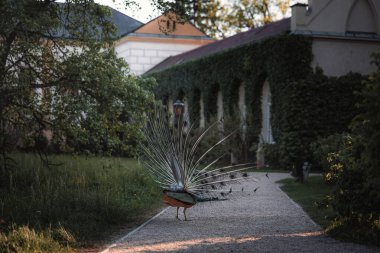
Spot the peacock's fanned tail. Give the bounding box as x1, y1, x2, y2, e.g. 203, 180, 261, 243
139, 105, 256, 201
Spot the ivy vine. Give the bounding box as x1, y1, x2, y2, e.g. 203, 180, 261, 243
148, 34, 364, 169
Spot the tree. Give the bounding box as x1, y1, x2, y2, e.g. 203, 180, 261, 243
0, 0, 155, 170
224, 0, 290, 35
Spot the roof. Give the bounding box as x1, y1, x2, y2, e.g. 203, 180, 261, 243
146, 18, 290, 74
54, 2, 143, 40
110, 8, 143, 38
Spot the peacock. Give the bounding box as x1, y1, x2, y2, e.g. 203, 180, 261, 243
139, 104, 255, 221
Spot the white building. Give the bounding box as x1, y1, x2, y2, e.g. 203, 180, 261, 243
113, 13, 214, 75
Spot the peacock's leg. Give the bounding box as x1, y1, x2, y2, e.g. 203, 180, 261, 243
183, 207, 187, 221
176, 207, 180, 220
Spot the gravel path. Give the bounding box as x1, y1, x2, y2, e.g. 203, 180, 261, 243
101, 173, 378, 253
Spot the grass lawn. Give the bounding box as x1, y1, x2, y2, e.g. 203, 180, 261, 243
0, 153, 162, 252
277, 176, 335, 228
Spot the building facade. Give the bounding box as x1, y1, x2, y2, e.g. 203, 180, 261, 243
115, 14, 214, 75
147, 0, 380, 166
292, 0, 380, 76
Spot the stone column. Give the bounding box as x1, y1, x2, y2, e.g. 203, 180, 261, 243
167, 97, 174, 127
238, 83, 247, 161
199, 92, 205, 129
183, 97, 190, 131
257, 80, 274, 168
217, 90, 224, 132
238, 83, 247, 141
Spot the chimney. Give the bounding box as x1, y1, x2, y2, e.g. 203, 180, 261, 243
291, 3, 308, 31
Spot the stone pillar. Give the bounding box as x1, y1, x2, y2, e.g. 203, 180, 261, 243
238, 84, 247, 141
256, 142, 265, 168
199, 92, 205, 129
183, 97, 190, 131
257, 80, 274, 168
217, 90, 224, 132
168, 97, 174, 127
238, 83, 248, 161
260, 81, 274, 144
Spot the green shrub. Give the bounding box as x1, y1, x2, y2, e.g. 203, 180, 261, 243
326, 217, 380, 246
278, 71, 364, 175
262, 143, 281, 169
310, 133, 351, 173
321, 53, 380, 245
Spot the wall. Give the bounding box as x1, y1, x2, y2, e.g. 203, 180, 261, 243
292, 0, 380, 34
312, 39, 380, 76
292, 0, 380, 76
116, 40, 202, 75
115, 14, 214, 75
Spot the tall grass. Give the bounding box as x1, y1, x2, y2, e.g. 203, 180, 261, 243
0, 154, 161, 248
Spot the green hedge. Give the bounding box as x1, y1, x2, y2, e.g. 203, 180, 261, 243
278, 70, 364, 171
149, 34, 365, 170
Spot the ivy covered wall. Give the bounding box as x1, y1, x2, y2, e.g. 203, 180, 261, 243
149, 34, 365, 170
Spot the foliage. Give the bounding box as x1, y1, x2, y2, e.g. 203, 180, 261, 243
0, 154, 161, 244
313, 53, 380, 245
0, 226, 72, 253
192, 0, 230, 39
0, 0, 156, 169
310, 133, 351, 178
326, 217, 380, 246
324, 149, 380, 246
353, 52, 380, 188
262, 143, 281, 169
277, 70, 364, 176
226, 0, 290, 33
278, 176, 335, 228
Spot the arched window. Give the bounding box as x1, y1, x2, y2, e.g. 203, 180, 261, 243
346, 0, 377, 35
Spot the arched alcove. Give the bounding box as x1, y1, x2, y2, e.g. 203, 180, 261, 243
205, 83, 224, 131
346, 0, 378, 34
206, 83, 220, 120
195, 89, 206, 129
227, 79, 241, 116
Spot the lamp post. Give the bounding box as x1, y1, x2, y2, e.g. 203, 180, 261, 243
173, 99, 185, 117
173, 99, 185, 130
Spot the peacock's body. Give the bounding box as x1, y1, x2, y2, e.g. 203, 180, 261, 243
139, 105, 255, 220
